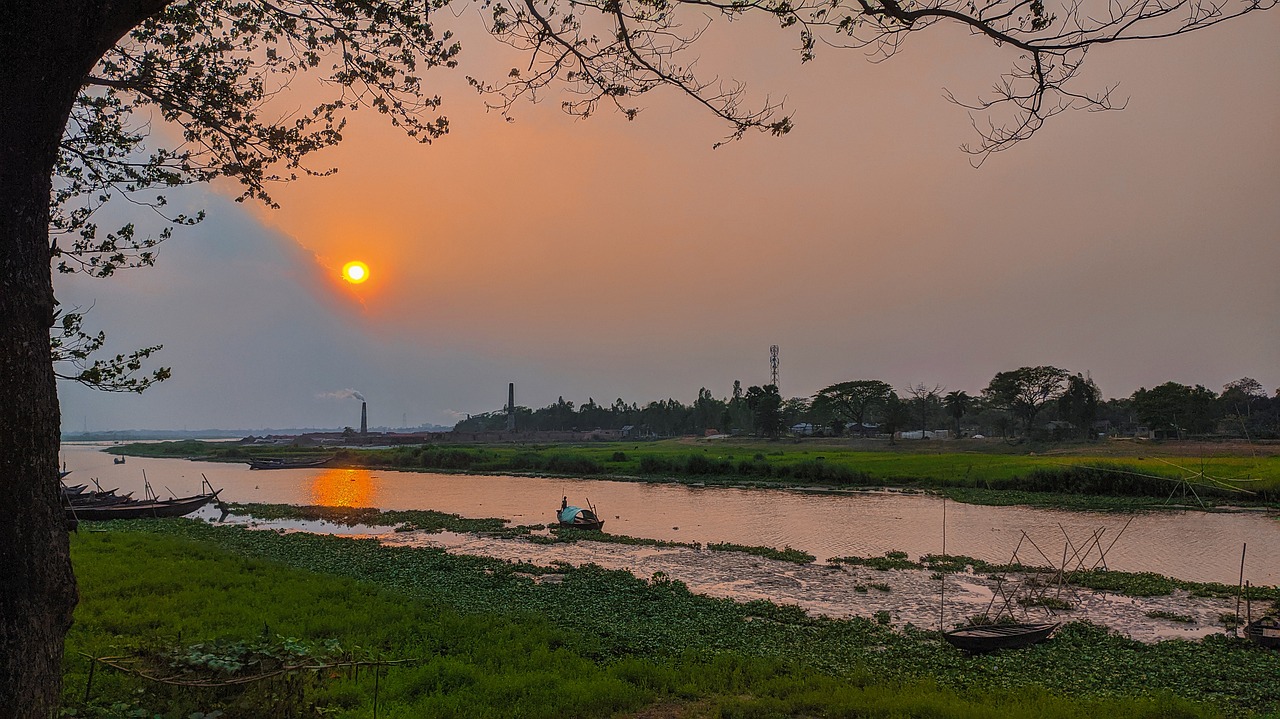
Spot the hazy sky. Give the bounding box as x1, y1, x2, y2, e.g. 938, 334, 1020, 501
56, 9, 1280, 431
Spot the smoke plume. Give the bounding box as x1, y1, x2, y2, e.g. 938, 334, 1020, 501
319, 388, 365, 402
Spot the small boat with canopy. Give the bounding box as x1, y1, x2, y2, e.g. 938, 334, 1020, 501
556, 497, 604, 531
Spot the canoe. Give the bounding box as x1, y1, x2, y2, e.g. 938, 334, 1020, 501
944, 622, 1058, 653
248, 457, 332, 470
1244, 617, 1280, 650
65, 491, 220, 521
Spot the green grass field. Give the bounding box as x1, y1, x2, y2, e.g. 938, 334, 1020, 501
119, 438, 1280, 505
61, 521, 1280, 718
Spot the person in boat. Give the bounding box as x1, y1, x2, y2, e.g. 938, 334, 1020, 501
561, 496, 567, 510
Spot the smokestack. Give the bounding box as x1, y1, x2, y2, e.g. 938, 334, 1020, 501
506, 383, 516, 432
360, 401, 368, 436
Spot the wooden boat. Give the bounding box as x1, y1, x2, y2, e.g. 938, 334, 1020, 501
248, 456, 332, 470
65, 490, 220, 521
1244, 617, 1280, 650
64, 483, 133, 506
943, 622, 1058, 653
556, 498, 604, 531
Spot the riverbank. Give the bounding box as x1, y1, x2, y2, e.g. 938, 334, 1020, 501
222, 502, 1280, 609
113, 439, 1280, 510
64, 519, 1280, 718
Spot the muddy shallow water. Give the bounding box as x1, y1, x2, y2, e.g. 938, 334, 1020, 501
378, 530, 1246, 643
64, 443, 1280, 585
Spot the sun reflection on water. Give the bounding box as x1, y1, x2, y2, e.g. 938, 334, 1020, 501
309, 468, 378, 507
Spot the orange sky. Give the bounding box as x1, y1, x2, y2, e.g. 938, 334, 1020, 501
56, 9, 1280, 430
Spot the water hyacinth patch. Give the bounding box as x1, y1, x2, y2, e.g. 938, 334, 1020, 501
63, 521, 1280, 717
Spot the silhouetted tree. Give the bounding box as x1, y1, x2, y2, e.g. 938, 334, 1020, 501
906, 383, 945, 439
813, 380, 893, 437
745, 384, 783, 438
983, 366, 1069, 436
944, 390, 972, 438
1221, 377, 1266, 419
1131, 382, 1220, 438
480, 0, 1272, 156
780, 396, 812, 430
1058, 373, 1102, 440
880, 392, 912, 445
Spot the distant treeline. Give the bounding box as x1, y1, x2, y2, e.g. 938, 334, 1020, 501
336, 445, 1277, 503
455, 370, 1280, 441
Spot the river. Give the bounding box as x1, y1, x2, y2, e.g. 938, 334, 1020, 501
61, 442, 1279, 586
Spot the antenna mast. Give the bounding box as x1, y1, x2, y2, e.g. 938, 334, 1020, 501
769, 345, 779, 389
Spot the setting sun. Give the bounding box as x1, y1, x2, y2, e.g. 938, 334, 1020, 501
342, 261, 369, 284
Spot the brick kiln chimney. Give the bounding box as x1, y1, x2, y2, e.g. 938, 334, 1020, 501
506, 383, 516, 432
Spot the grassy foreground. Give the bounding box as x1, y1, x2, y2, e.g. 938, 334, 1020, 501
118, 439, 1280, 507
62, 521, 1280, 718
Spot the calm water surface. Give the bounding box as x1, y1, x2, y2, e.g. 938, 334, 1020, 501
62, 443, 1279, 585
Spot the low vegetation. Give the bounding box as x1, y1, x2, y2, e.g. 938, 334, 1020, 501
829, 551, 1280, 602
218, 505, 1280, 606
63, 522, 1280, 718
115, 439, 1280, 507
704, 543, 816, 564
223, 502, 512, 534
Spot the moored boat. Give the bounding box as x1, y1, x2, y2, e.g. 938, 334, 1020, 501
943, 622, 1058, 653
65, 489, 134, 508
65, 490, 221, 521
1244, 617, 1280, 650
248, 456, 333, 470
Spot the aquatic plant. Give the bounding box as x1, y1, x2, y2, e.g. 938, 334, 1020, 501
705, 543, 815, 564
65, 523, 1280, 717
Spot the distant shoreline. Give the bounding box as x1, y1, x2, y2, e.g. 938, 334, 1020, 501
110, 438, 1280, 512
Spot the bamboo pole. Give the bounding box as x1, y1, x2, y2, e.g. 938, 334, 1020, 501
83, 656, 96, 703
939, 496, 946, 634
373, 655, 381, 719
1246, 581, 1252, 625
1236, 543, 1247, 629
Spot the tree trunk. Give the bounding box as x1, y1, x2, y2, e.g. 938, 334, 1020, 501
0, 10, 91, 709
0, 80, 79, 719
0, 3, 170, 714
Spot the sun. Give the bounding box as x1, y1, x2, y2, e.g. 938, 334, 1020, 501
342, 261, 369, 284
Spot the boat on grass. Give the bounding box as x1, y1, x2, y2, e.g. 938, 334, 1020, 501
943, 622, 1058, 653
65, 490, 220, 521
64, 488, 134, 508
557, 497, 604, 531
64, 474, 222, 523
1245, 617, 1280, 650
